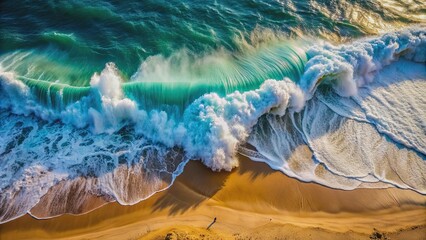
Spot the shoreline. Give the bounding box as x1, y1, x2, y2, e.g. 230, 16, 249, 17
1, 155, 425, 239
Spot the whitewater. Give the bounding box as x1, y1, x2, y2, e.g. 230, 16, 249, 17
0, 27, 425, 223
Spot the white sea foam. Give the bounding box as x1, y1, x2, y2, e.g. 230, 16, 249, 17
0, 112, 187, 223
88, 63, 138, 133
0, 28, 425, 223
353, 60, 426, 154
182, 79, 304, 170
300, 28, 425, 98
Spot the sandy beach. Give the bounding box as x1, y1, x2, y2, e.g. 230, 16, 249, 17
1, 2, 426, 240
1, 155, 425, 240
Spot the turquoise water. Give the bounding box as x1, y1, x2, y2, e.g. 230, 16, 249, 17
1, 0, 423, 110
0, 0, 425, 223
1, 0, 422, 85
1, 0, 423, 109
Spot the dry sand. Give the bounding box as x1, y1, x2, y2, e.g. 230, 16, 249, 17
0, 155, 425, 239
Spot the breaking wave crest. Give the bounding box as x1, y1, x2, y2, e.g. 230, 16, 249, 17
0, 28, 425, 223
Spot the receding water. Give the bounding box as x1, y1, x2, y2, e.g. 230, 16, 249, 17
0, 0, 425, 223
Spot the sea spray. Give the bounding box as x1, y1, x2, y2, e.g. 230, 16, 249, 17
0, 28, 425, 224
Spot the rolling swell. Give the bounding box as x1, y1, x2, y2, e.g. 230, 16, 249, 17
1, 41, 307, 112
0, 28, 425, 224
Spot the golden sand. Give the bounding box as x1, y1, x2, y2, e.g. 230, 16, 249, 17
0, 155, 425, 239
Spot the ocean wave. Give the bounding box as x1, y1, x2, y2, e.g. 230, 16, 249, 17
0, 28, 425, 223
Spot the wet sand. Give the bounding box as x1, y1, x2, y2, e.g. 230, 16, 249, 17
0, 155, 425, 239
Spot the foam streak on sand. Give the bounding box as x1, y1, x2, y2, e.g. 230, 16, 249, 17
0, 159, 425, 240
0, 28, 425, 223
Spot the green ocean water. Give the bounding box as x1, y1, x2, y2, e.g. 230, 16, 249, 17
1, 0, 423, 87
2, 0, 424, 110
0, 0, 425, 224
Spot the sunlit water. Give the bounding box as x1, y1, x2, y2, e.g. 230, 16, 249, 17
0, 0, 425, 223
